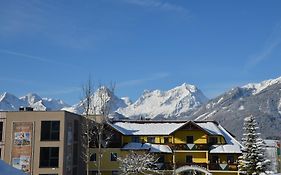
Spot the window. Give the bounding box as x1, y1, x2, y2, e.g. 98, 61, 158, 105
164, 137, 170, 144
112, 171, 119, 175
147, 137, 155, 143
132, 136, 139, 143
40, 147, 59, 168
209, 137, 218, 145
72, 167, 77, 175
73, 143, 78, 165
186, 155, 193, 163
89, 171, 98, 175
0, 148, 1, 159
186, 136, 194, 144
211, 155, 219, 163
111, 153, 117, 161
0, 122, 3, 142
41, 121, 60, 141
74, 120, 78, 142
227, 155, 234, 164
90, 153, 96, 161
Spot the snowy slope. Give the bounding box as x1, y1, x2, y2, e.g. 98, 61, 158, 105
242, 76, 281, 95
0, 92, 70, 111
0, 92, 27, 111
117, 83, 208, 119
189, 76, 281, 140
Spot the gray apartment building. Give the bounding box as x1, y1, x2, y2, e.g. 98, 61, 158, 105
0, 110, 85, 175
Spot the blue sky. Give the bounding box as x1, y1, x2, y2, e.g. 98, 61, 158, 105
1, 0, 281, 105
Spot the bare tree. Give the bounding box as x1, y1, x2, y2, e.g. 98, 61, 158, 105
80, 77, 115, 175
81, 78, 95, 175
118, 151, 160, 175
94, 83, 115, 175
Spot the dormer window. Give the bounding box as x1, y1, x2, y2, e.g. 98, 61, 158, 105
186, 136, 194, 144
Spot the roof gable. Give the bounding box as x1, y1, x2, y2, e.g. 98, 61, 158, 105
170, 121, 212, 135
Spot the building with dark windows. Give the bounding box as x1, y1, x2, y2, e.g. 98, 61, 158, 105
0, 110, 84, 175
89, 120, 243, 175
0, 111, 244, 175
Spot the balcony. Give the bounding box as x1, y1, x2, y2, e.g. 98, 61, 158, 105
209, 163, 238, 171
153, 162, 209, 170
171, 144, 209, 150
176, 163, 208, 169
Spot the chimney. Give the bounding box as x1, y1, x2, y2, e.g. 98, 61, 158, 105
19, 106, 24, 111
19, 107, 34, 111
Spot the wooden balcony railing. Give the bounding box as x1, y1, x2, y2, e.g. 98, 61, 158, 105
208, 163, 238, 171
170, 144, 209, 150
175, 163, 208, 169
155, 162, 238, 171
156, 162, 208, 170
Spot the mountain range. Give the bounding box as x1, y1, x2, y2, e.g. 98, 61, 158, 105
0, 92, 70, 111
1, 76, 281, 139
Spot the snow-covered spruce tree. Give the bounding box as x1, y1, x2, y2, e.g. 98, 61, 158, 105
118, 151, 160, 175
238, 115, 270, 175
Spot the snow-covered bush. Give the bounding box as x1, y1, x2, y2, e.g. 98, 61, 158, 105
118, 151, 160, 175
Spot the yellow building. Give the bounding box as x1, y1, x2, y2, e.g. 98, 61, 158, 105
89, 120, 243, 175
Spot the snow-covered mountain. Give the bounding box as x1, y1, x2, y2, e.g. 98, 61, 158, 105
117, 83, 208, 119
0, 92, 27, 111
62, 86, 128, 115
0, 92, 70, 111
242, 76, 281, 95
189, 76, 281, 140
2, 76, 281, 140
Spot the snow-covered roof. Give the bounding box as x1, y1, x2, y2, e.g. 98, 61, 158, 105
110, 120, 243, 154
110, 121, 186, 135
210, 145, 242, 153
264, 139, 279, 147
207, 124, 243, 153
0, 160, 26, 175
196, 122, 224, 135
122, 142, 172, 153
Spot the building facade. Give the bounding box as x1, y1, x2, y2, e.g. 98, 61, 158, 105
264, 139, 281, 173
0, 110, 85, 175
89, 120, 243, 175
0, 111, 243, 175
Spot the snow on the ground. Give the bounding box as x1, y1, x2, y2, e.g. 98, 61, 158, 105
0, 160, 26, 175
238, 105, 245, 110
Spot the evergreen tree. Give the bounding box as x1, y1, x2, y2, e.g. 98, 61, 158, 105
238, 115, 270, 175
